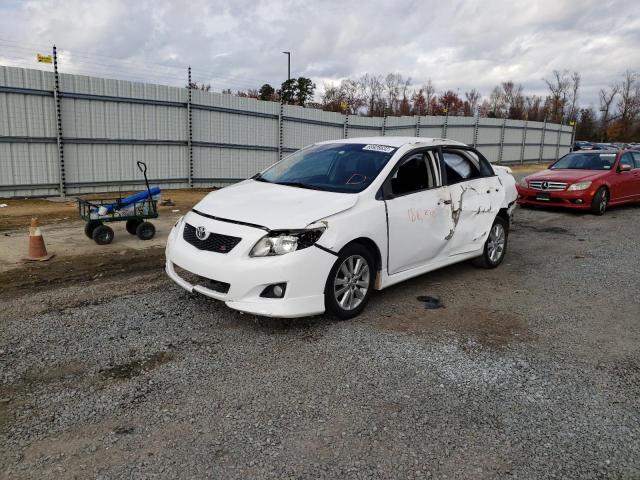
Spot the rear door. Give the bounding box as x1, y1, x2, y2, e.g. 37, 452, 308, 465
383, 148, 454, 275
440, 147, 504, 256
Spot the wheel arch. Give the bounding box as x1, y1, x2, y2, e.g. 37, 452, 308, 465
341, 237, 383, 288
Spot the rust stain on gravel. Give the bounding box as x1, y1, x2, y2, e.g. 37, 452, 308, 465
374, 307, 532, 349
100, 351, 174, 380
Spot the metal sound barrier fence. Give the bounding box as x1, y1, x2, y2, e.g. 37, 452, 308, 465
0, 66, 574, 198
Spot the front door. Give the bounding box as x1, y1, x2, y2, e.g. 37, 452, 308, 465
384, 150, 454, 275
617, 152, 640, 201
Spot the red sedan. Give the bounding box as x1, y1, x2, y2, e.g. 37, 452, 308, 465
516, 150, 640, 215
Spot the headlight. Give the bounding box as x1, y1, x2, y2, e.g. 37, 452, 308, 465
567, 181, 592, 191
518, 178, 528, 188
249, 227, 326, 257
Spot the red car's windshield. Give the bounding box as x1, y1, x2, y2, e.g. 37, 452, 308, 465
552, 152, 617, 171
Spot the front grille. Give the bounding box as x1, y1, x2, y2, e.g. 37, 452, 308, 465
173, 264, 230, 294
183, 223, 241, 253
528, 180, 568, 191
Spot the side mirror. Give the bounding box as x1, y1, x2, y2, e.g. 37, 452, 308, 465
619, 164, 632, 172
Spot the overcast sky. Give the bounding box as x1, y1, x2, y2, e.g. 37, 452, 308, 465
1, 0, 638, 107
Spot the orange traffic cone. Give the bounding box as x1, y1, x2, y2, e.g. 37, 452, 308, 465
24, 217, 54, 262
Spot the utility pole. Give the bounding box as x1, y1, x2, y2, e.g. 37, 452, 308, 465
282, 51, 291, 81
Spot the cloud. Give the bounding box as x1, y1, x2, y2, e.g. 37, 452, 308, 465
1, 0, 638, 106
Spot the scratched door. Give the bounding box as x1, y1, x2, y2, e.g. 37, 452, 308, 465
444, 175, 504, 256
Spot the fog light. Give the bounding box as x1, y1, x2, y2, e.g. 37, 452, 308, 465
574, 199, 583, 204
260, 283, 287, 298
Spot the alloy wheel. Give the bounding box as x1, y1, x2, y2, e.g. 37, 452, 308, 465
599, 190, 608, 213
333, 254, 370, 311
487, 224, 506, 263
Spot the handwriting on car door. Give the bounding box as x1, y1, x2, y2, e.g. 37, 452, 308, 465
407, 207, 435, 222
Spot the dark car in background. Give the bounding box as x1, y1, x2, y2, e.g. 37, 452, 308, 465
572, 141, 594, 151
517, 150, 640, 215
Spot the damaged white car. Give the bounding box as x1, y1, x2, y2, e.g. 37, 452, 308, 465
166, 137, 517, 319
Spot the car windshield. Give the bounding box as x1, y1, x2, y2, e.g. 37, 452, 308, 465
255, 143, 397, 193
551, 152, 617, 170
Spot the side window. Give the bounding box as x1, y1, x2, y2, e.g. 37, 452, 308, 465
442, 151, 482, 185
390, 152, 439, 196
620, 153, 634, 170
632, 152, 640, 169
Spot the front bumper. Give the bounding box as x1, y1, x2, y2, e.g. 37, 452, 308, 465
516, 186, 596, 209
165, 212, 336, 318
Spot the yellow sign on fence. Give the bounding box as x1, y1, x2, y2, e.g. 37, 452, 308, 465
36, 54, 53, 64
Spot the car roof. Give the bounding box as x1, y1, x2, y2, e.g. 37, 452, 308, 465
573, 149, 618, 154
316, 136, 467, 148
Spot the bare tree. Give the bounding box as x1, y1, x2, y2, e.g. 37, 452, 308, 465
464, 89, 481, 114
360, 74, 384, 116
384, 73, 403, 115
617, 71, 639, 123
544, 70, 571, 123
423, 80, 436, 115
568, 72, 581, 122
599, 84, 619, 140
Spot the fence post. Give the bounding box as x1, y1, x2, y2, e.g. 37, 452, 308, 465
538, 118, 547, 163
554, 124, 562, 161
343, 113, 349, 139
498, 117, 507, 164
381, 115, 387, 136
520, 118, 528, 165
569, 122, 576, 151
187, 66, 193, 188
52, 45, 66, 197
472, 107, 480, 148
278, 102, 284, 160
415, 115, 421, 137
442, 110, 448, 138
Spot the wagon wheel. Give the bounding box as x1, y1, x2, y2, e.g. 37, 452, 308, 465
84, 221, 103, 239
126, 219, 143, 235
136, 222, 155, 240
92, 225, 114, 245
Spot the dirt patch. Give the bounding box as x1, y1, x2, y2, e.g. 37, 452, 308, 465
515, 224, 574, 235
0, 188, 210, 232
100, 352, 174, 380
375, 306, 531, 349
23, 362, 87, 386
0, 246, 166, 300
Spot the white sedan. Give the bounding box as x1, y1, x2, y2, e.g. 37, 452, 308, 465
166, 137, 517, 319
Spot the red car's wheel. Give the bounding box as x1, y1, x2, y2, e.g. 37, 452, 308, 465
590, 187, 608, 215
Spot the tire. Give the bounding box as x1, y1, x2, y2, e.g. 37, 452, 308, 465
590, 187, 608, 215
92, 224, 114, 245
84, 221, 102, 239
472, 216, 508, 269
324, 243, 375, 320
136, 221, 156, 240
126, 219, 142, 235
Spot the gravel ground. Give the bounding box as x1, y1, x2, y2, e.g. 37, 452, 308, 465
1, 204, 639, 479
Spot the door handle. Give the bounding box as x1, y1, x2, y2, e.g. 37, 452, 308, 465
440, 199, 452, 205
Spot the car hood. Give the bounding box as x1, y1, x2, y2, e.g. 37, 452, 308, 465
527, 169, 609, 183
193, 180, 359, 230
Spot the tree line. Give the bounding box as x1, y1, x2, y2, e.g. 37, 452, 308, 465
190, 69, 640, 142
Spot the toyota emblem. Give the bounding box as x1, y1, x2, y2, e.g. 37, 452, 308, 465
196, 226, 207, 240
541, 181, 549, 190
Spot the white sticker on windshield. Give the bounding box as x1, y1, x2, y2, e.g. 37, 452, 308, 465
362, 144, 395, 153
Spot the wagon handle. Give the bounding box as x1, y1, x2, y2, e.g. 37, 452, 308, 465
137, 161, 153, 201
